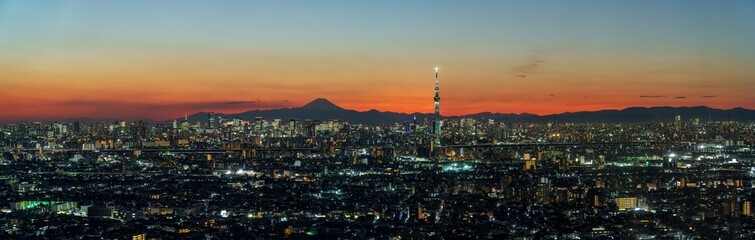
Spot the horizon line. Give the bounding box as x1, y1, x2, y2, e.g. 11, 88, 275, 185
1, 99, 752, 124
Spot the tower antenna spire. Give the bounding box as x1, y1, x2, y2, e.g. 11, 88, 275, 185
433, 66, 441, 148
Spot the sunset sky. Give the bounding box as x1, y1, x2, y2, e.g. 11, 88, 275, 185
1, 0, 753, 122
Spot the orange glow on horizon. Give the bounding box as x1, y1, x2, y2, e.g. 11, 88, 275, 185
1, 42, 752, 122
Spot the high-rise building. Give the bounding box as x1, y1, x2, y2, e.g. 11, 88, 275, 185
433, 66, 441, 146
744, 200, 751, 216
208, 112, 217, 129
525, 158, 536, 170
524, 153, 536, 170
536, 177, 551, 204
616, 197, 638, 211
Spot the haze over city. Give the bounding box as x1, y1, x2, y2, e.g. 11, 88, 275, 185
1, 0, 754, 122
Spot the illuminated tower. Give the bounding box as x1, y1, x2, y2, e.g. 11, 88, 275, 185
433, 66, 441, 146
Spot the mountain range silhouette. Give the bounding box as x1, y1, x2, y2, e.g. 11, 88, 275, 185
183, 98, 755, 125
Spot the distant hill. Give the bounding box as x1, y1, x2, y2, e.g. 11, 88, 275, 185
183, 98, 755, 125
186, 98, 435, 125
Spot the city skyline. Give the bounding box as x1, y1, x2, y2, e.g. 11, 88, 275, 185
3, 2, 755, 238
2, 0, 754, 122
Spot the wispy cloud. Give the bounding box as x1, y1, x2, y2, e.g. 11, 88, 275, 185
48, 99, 294, 120
514, 58, 544, 77
674, 96, 686, 99
220, 100, 259, 105
513, 46, 559, 78
639, 95, 667, 98
701, 95, 717, 98
60, 99, 292, 110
